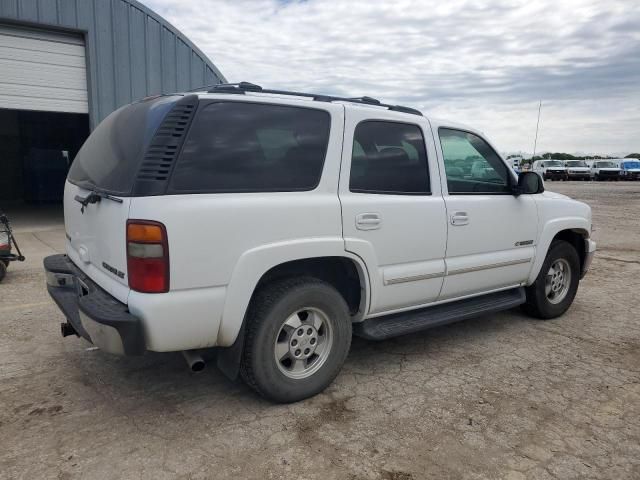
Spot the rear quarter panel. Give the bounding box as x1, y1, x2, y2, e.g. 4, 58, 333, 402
128, 102, 347, 350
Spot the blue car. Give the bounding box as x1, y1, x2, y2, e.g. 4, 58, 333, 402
620, 160, 640, 180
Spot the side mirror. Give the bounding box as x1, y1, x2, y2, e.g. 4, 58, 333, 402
514, 171, 544, 196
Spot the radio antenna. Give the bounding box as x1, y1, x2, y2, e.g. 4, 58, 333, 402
532, 100, 542, 158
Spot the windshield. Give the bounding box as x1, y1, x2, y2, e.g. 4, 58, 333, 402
596, 161, 617, 168
545, 161, 563, 167
623, 161, 640, 169
67, 95, 179, 194
565, 160, 587, 167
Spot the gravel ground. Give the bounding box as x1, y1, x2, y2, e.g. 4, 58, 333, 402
0, 182, 638, 480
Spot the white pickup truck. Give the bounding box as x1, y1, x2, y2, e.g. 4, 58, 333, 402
590, 160, 621, 181
564, 160, 591, 180
44, 83, 595, 402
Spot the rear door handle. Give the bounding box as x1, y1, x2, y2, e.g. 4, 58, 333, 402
356, 213, 381, 230
450, 211, 469, 226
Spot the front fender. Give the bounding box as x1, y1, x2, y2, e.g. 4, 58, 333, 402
527, 217, 590, 284
216, 237, 371, 346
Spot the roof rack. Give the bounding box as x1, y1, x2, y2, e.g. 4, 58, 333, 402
205, 82, 423, 116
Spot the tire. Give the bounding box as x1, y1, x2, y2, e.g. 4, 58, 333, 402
240, 277, 352, 403
0, 261, 6, 282
522, 240, 580, 319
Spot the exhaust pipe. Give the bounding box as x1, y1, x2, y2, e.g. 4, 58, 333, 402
182, 350, 205, 372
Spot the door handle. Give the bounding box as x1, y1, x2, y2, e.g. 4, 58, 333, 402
356, 213, 381, 230
450, 211, 469, 226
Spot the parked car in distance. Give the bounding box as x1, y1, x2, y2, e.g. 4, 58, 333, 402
44, 82, 596, 403
590, 161, 621, 181
532, 160, 568, 180
471, 159, 503, 181
564, 160, 591, 180
619, 159, 640, 180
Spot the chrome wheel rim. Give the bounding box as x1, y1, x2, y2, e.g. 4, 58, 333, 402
545, 258, 571, 304
274, 307, 333, 379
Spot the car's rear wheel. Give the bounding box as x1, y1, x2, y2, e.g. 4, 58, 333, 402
0, 261, 6, 282
522, 240, 580, 319
240, 277, 352, 403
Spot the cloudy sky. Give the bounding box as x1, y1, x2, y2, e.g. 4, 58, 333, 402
146, 0, 640, 156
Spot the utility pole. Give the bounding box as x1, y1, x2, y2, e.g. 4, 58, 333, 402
532, 100, 542, 158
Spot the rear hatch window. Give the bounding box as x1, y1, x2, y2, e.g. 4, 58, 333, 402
67, 95, 180, 195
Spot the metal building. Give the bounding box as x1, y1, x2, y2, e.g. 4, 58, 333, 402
0, 0, 225, 204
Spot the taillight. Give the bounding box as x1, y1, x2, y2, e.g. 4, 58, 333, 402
126, 220, 169, 293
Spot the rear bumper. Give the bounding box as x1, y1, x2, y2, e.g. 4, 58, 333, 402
44, 254, 145, 355
581, 239, 596, 279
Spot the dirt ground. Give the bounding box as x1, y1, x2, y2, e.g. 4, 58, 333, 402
1, 182, 639, 480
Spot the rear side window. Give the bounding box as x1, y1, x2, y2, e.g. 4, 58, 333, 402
170, 102, 330, 193
349, 121, 430, 194
67, 95, 179, 194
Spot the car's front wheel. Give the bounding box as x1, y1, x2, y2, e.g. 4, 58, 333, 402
522, 240, 581, 319
240, 277, 352, 403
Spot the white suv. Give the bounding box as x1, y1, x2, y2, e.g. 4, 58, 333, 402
590, 160, 621, 181
45, 83, 596, 402
564, 160, 591, 180
532, 160, 568, 181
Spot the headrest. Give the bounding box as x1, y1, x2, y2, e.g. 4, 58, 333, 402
365, 147, 410, 170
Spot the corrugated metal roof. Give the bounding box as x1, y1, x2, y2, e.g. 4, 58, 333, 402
0, 0, 226, 128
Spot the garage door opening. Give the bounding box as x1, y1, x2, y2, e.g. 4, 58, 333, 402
0, 23, 89, 206
0, 108, 89, 204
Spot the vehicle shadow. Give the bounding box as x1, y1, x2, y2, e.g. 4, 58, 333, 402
74, 306, 535, 410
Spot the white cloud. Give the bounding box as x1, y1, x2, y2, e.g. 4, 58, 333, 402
146, 0, 640, 154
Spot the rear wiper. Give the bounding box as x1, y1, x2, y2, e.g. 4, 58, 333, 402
74, 190, 123, 213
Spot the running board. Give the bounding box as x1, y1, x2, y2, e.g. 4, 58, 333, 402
354, 288, 526, 341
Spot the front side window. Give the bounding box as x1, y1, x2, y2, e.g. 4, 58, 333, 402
170, 102, 330, 193
349, 121, 430, 194
439, 128, 511, 194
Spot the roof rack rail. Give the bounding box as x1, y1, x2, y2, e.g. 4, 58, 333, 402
206, 82, 423, 116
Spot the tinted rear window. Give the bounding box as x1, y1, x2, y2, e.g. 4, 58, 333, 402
67, 96, 178, 194
350, 121, 430, 194
169, 102, 330, 193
